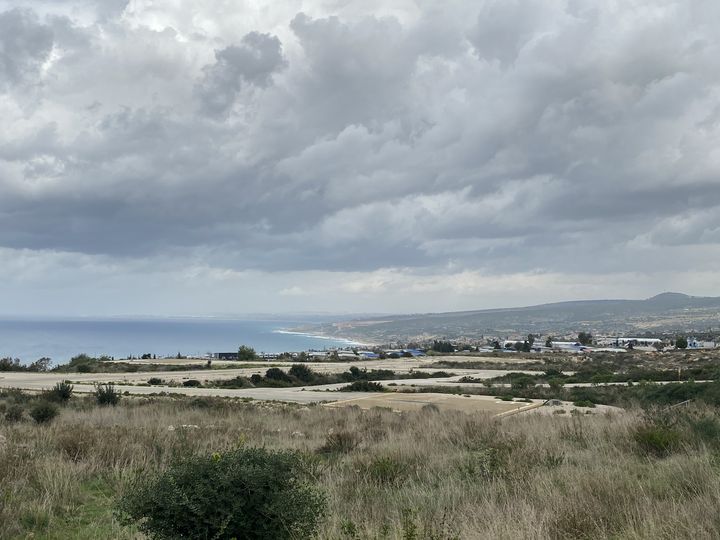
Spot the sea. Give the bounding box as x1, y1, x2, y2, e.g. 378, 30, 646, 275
0, 317, 358, 365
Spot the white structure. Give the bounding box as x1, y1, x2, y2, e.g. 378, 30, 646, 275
596, 337, 662, 348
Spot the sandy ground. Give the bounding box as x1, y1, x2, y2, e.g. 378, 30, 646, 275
0, 358, 619, 416
323, 393, 543, 414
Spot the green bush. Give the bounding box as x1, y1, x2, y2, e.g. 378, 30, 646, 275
182, 379, 202, 387
46, 381, 74, 403
633, 424, 682, 457
4, 404, 24, 423
573, 400, 596, 408
29, 401, 59, 424
147, 377, 164, 385
116, 447, 326, 540
94, 383, 121, 406
288, 364, 316, 383
340, 381, 385, 392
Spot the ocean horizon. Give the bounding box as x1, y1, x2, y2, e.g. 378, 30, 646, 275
0, 317, 359, 365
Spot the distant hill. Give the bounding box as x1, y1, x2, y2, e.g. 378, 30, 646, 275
304, 293, 720, 342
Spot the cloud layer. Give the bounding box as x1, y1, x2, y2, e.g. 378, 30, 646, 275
1, 0, 719, 315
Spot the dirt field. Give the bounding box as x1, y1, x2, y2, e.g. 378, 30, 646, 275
323, 392, 543, 414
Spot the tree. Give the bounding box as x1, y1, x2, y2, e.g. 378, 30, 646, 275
237, 345, 258, 362
431, 340, 454, 353
545, 337, 553, 348
527, 334, 535, 347
578, 332, 593, 346
675, 336, 688, 349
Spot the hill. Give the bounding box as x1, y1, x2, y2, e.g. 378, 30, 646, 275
303, 293, 720, 342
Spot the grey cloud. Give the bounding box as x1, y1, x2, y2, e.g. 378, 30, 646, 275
196, 32, 286, 115
0, 8, 53, 90
1, 1, 720, 286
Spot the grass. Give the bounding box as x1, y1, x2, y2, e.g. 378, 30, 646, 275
2, 392, 720, 538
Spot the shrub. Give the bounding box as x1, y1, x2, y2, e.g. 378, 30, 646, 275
288, 364, 316, 383
148, 377, 164, 385
318, 430, 361, 454
340, 381, 385, 392
4, 404, 24, 423
182, 379, 202, 387
573, 400, 596, 408
361, 455, 410, 486
29, 401, 59, 424
116, 447, 326, 540
46, 381, 74, 403
94, 384, 121, 406
634, 424, 682, 457
265, 368, 293, 383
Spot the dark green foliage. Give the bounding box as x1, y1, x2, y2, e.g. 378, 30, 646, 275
237, 345, 258, 361
147, 377, 163, 385
573, 400, 596, 408
288, 363, 315, 383
431, 340, 455, 353
116, 447, 326, 540
578, 332, 593, 346
29, 401, 59, 424
340, 381, 386, 392
265, 367, 293, 383
45, 381, 74, 403
634, 424, 681, 457
94, 384, 121, 406
182, 379, 202, 387
675, 336, 688, 349
4, 404, 24, 422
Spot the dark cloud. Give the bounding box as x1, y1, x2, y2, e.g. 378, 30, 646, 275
0, 8, 53, 90
0, 0, 719, 315
197, 32, 286, 115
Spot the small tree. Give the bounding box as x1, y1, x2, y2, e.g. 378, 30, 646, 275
545, 337, 553, 348
237, 345, 258, 362
116, 447, 326, 540
578, 332, 593, 346
675, 336, 688, 349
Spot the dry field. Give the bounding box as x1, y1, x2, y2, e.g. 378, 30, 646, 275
2, 393, 720, 539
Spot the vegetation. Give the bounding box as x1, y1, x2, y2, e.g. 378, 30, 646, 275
116, 447, 326, 539
237, 345, 258, 362
2, 392, 720, 538
0, 356, 52, 372
29, 401, 60, 424
339, 381, 386, 392
93, 384, 121, 406
45, 381, 74, 403
209, 365, 454, 390
676, 336, 688, 349
430, 340, 455, 353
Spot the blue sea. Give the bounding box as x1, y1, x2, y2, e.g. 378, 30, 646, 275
0, 317, 357, 365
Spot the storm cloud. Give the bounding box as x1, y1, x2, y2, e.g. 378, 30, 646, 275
0, 0, 719, 315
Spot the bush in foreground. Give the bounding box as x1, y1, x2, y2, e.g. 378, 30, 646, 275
94, 384, 121, 406
116, 447, 326, 540
46, 381, 74, 403
4, 403, 24, 423
29, 401, 59, 424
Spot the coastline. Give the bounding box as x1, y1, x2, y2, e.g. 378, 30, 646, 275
273, 329, 373, 348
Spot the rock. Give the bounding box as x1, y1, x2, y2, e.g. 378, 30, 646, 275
291, 431, 306, 438
167, 425, 175, 431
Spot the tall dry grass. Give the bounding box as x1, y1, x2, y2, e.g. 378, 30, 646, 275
1, 394, 720, 539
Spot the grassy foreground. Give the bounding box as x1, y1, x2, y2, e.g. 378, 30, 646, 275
2, 394, 720, 539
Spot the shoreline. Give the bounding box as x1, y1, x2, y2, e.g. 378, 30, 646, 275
273, 329, 373, 348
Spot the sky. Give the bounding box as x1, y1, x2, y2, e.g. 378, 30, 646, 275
1, 0, 719, 317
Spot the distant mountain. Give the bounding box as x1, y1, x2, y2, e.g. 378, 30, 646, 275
304, 293, 720, 342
